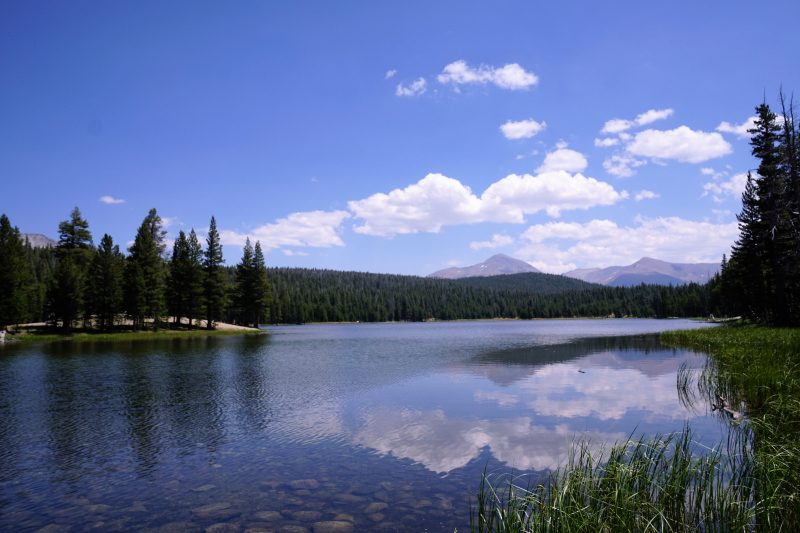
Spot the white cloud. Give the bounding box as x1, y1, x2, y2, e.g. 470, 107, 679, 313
600, 109, 674, 134
219, 210, 351, 250
160, 216, 179, 228
536, 148, 588, 173
348, 171, 628, 236
634, 190, 659, 201
712, 209, 731, 222
446, 260, 462, 267
716, 117, 757, 139
99, 196, 124, 204
514, 216, 738, 270
626, 126, 732, 163
595, 138, 619, 147
385, 70, 397, 79
283, 250, 309, 256
702, 172, 748, 203
470, 234, 514, 251
602, 155, 646, 178
437, 60, 538, 90
700, 167, 715, 175
396, 78, 427, 97
474, 389, 519, 407
500, 119, 546, 139
635, 108, 674, 125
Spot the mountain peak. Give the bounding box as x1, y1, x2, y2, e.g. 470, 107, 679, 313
427, 254, 541, 279
564, 257, 720, 286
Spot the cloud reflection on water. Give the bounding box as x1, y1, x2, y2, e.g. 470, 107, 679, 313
354, 408, 628, 473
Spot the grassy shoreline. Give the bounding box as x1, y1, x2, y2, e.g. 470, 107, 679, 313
4, 325, 263, 344
469, 324, 800, 532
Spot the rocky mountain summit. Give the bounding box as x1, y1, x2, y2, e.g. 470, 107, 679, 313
20, 233, 57, 248
427, 254, 540, 279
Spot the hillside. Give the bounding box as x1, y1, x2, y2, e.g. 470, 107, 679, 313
262, 267, 717, 324
454, 272, 601, 294
427, 254, 540, 279
564, 257, 720, 286
20, 233, 57, 248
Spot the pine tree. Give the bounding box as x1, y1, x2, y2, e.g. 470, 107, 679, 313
85, 234, 124, 330
252, 241, 272, 327
203, 217, 226, 329
186, 229, 205, 328
750, 103, 791, 323
234, 238, 255, 326
167, 231, 189, 326
49, 207, 93, 332
0, 214, 32, 328
128, 210, 167, 329
123, 259, 147, 330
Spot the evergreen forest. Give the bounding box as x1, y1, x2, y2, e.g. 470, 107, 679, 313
0, 209, 272, 331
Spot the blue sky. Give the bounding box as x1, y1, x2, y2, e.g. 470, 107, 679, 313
2, 1, 798, 275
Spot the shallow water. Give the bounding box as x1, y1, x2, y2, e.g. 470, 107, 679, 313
0, 319, 720, 533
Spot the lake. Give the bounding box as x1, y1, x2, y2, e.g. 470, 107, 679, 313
0, 319, 720, 533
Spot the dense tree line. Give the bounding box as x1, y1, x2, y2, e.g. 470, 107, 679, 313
262, 267, 716, 324
0, 209, 272, 331
715, 93, 800, 325
453, 272, 600, 294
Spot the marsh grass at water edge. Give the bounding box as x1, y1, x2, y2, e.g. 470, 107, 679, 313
469, 325, 800, 532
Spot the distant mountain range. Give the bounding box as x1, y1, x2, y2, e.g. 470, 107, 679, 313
20, 233, 57, 248
564, 257, 720, 287
427, 254, 541, 279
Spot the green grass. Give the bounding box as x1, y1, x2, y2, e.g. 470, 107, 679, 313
468, 325, 800, 532
8, 326, 263, 344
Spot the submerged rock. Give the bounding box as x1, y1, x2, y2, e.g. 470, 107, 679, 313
332, 494, 363, 503
363, 502, 388, 514
291, 511, 321, 522
311, 522, 354, 533
192, 485, 217, 492
367, 513, 385, 522
276, 526, 308, 533
205, 524, 239, 533
193, 503, 232, 514
288, 480, 319, 490
252, 511, 282, 522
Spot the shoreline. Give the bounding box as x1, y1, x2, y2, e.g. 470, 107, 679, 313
3, 320, 263, 345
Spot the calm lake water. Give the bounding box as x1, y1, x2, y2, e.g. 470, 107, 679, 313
0, 319, 720, 533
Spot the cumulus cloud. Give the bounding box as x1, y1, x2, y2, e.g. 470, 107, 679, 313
536, 148, 588, 173
99, 196, 124, 204
514, 215, 738, 270
385, 70, 397, 79
437, 60, 538, 90
716, 117, 757, 139
602, 155, 646, 178
595, 138, 619, 147
600, 109, 674, 134
219, 210, 351, 250
348, 171, 628, 236
702, 172, 748, 203
500, 119, 546, 139
470, 234, 514, 251
626, 126, 732, 163
396, 78, 427, 96
634, 190, 660, 201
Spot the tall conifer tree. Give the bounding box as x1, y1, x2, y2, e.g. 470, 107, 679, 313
234, 238, 255, 325
128, 210, 167, 329
167, 231, 189, 326
186, 229, 205, 328
85, 234, 124, 330
49, 207, 93, 332
0, 214, 31, 327
203, 217, 226, 329
252, 241, 272, 327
